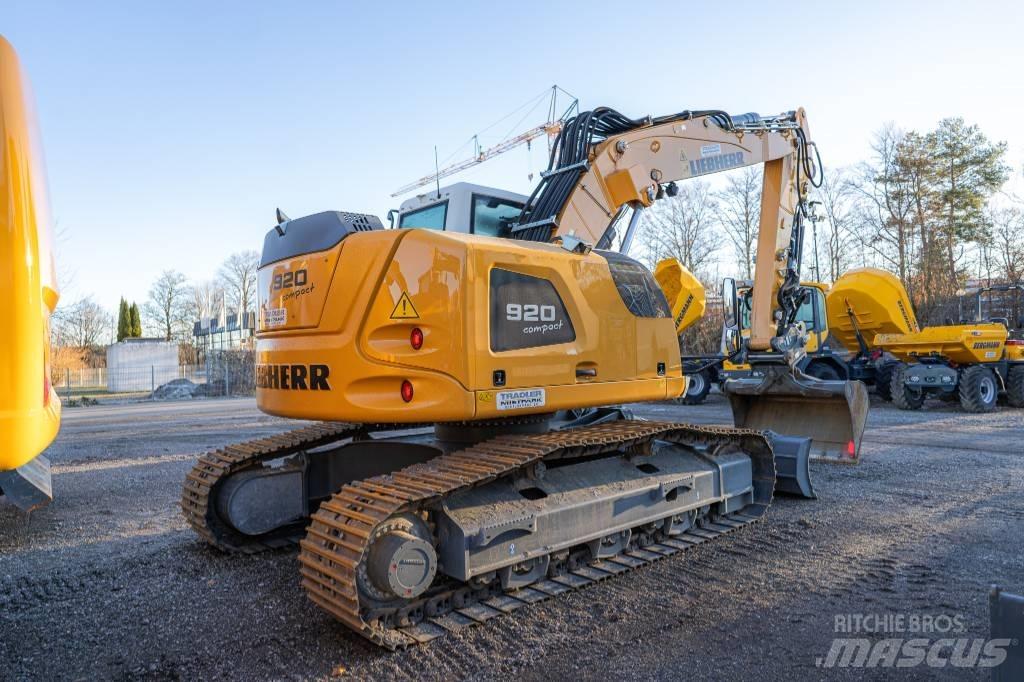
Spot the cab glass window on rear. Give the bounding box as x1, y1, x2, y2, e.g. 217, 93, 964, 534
471, 194, 524, 237
739, 288, 822, 331
794, 289, 823, 331
398, 201, 447, 230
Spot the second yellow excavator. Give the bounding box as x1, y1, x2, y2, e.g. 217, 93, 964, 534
183, 106, 866, 648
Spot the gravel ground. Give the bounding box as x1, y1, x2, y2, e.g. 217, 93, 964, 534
1, 394, 1021, 681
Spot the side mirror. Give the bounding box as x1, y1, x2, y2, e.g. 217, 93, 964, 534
722, 278, 739, 329
721, 277, 741, 355
386, 209, 398, 229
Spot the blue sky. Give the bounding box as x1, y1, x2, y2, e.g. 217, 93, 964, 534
7, 0, 1024, 309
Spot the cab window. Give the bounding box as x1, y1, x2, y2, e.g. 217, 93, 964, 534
471, 194, 524, 237
739, 287, 823, 332
399, 201, 447, 230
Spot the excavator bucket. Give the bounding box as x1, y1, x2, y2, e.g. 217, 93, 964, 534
0, 36, 61, 510
726, 361, 869, 464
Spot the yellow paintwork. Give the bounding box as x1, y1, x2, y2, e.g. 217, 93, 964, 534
654, 258, 706, 335
0, 36, 61, 472
256, 229, 686, 423
826, 268, 918, 350
874, 324, 1008, 364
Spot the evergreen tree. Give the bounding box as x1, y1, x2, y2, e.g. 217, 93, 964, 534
117, 298, 130, 342
129, 302, 143, 337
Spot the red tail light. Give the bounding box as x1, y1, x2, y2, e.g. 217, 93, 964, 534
846, 440, 856, 457
400, 380, 414, 403
1007, 339, 1023, 346
410, 327, 424, 350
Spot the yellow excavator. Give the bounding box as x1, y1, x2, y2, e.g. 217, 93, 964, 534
182, 106, 867, 648
0, 36, 61, 512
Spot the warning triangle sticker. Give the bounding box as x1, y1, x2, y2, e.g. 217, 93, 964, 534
390, 292, 419, 319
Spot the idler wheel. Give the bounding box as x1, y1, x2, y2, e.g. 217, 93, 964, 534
360, 515, 437, 601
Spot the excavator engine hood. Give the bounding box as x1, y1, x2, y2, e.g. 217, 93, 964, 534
726, 359, 869, 464
0, 37, 60, 510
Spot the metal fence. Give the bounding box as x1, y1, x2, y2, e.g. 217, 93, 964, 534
54, 350, 257, 400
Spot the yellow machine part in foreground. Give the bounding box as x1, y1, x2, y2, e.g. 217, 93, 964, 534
0, 37, 61, 478
256, 228, 687, 423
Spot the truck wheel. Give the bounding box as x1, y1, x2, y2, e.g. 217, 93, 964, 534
959, 365, 999, 413
890, 362, 925, 410
805, 362, 841, 381
680, 369, 712, 405
874, 361, 895, 401
1008, 365, 1024, 408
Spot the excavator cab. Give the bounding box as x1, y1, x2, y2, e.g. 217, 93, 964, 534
0, 36, 61, 510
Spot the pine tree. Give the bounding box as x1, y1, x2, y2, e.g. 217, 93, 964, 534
117, 298, 130, 342
129, 302, 143, 337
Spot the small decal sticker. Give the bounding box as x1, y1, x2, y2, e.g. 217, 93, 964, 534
986, 351, 996, 359
264, 308, 287, 328
700, 143, 722, 157
390, 291, 419, 319
496, 388, 546, 411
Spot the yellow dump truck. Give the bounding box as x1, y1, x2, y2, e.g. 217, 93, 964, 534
829, 269, 1024, 412
0, 36, 61, 511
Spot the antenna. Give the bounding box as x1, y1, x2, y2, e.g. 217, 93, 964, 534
434, 146, 441, 199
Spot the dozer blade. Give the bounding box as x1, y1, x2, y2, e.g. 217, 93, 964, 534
764, 432, 816, 498
0, 454, 53, 512
726, 362, 869, 464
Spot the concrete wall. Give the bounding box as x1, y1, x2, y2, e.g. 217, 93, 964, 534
106, 341, 179, 392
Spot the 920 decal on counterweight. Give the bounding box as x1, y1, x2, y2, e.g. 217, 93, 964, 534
272, 268, 315, 302
272, 269, 308, 290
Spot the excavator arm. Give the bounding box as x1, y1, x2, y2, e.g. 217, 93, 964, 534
512, 107, 868, 462
513, 108, 812, 352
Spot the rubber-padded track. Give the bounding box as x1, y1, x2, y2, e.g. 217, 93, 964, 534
296, 420, 775, 649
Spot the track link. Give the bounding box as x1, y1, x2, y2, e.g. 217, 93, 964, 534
181, 422, 375, 553
297, 420, 775, 649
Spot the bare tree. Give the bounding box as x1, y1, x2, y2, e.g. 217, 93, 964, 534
52, 296, 112, 348
219, 251, 260, 315
811, 167, 858, 282
638, 181, 723, 276
144, 270, 192, 341
988, 206, 1024, 282
851, 124, 918, 296
190, 279, 225, 322
715, 167, 761, 279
